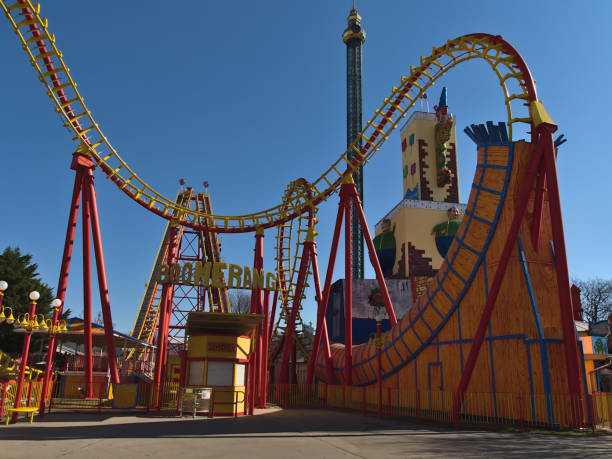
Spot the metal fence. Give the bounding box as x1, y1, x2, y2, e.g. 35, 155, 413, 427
266, 384, 612, 430
0, 379, 53, 423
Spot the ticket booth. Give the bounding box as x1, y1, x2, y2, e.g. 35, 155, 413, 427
183, 311, 264, 416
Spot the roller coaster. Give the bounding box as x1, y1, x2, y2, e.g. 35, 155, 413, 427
1, 0, 587, 425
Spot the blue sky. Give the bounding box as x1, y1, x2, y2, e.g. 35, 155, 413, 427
0, 1, 608, 333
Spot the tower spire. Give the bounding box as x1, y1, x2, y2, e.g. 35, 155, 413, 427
343, 3, 366, 279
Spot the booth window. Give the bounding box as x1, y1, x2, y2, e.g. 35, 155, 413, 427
207, 361, 234, 386
235, 363, 246, 386
188, 360, 205, 386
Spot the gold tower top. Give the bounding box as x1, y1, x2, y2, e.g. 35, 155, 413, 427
342, 8, 366, 44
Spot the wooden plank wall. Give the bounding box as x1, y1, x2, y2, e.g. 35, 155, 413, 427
315, 138, 579, 424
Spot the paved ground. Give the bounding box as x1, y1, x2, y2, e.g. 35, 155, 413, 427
1, 408, 610, 458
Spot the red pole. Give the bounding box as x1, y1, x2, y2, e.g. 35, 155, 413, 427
249, 350, 256, 414
268, 289, 279, 345
12, 296, 37, 423
452, 142, 544, 420
309, 197, 345, 385
154, 225, 179, 409
343, 185, 353, 386
82, 170, 120, 384
306, 235, 334, 385
377, 322, 383, 420
82, 180, 94, 398
177, 349, 186, 416
348, 184, 397, 326
0, 382, 8, 419
541, 129, 584, 418
362, 386, 366, 415
260, 290, 270, 408
26, 374, 33, 407
278, 240, 312, 383
40, 166, 83, 416
251, 229, 264, 407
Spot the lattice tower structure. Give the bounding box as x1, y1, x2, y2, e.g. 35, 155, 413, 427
343, 7, 366, 279
130, 188, 230, 358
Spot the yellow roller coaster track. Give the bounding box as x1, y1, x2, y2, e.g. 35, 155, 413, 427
271, 179, 316, 361
1, 1, 540, 234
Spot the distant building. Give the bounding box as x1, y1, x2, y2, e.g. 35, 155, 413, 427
374, 87, 466, 286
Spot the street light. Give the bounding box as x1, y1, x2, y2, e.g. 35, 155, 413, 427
0, 280, 12, 324
11, 290, 39, 423
38, 298, 63, 419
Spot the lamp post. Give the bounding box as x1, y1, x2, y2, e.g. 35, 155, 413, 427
0, 281, 16, 326
0, 280, 7, 309
11, 290, 39, 423
39, 298, 62, 418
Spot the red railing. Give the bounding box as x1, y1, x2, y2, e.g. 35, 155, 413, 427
209, 388, 246, 418
266, 384, 612, 430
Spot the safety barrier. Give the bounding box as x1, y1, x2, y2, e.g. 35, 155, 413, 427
267, 384, 612, 430
0, 379, 52, 423
209, 388, 246, 418
149, 381, 179, 413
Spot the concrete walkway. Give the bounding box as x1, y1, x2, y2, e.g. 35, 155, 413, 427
1, 408, 610, 458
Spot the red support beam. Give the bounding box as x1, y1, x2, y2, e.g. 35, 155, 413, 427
268, 289, 279, 345
83, 170, 120, 384
260, 290, 270, 408
343, 185, 353, 386
306, 230, 335, 384
39, 165, 83, 416
348, 184, 398, 326
154, 225, 179, 409
278, 240, 313, 384
541, 130, 583, 409
82, 176, 94, 398
308, 195, 345, 385
251, 229, 264, 407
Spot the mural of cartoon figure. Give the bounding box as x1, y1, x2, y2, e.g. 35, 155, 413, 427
373, 218, 396, 277
431, 207, 462, 258
434, 87, 453, 187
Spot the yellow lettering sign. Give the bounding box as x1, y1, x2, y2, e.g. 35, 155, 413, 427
211, 262, 227, 288
252, 268, 264, 290
228, 264, 242, 288
266, 272, 277, 290
242, 266, 252, 290
193, 261, 212, 287
181, 262, 193, 285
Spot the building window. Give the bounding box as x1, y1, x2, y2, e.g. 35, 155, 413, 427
401, 138, 407, 151
411, 163, 416, 175
409, 134, 415, 145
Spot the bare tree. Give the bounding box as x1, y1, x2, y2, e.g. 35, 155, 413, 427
229, 289, 251, 314
573, 278, 612, 323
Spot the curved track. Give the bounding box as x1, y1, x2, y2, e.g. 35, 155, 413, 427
1, 1, 537, 233
271, 179, 316, 361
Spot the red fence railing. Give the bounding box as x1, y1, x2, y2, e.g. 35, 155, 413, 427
266, 384, 612, 430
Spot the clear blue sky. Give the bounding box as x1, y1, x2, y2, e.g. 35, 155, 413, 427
0, 1, 609, 334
